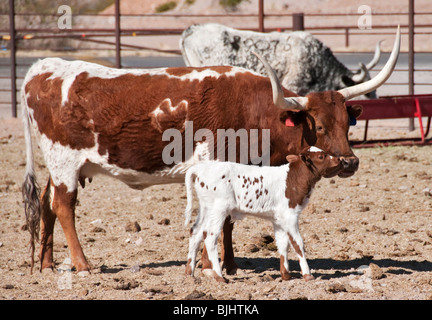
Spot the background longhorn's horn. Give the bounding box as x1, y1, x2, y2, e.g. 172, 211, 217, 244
351, 62, 368, 83
366, 40, 384, 70
338, 25, 400, 101
252, 51, 308, 111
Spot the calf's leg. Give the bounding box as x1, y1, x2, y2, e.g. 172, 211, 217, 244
202, 210, 228, 283
274, 227, 292, 280
185, 218, 206, 277
287, 222, 314, 281
202, 218, 238, 276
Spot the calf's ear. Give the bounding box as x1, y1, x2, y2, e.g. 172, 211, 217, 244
286, 155, 299, 163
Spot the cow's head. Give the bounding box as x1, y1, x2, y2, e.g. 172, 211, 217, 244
254, 26, 400, 178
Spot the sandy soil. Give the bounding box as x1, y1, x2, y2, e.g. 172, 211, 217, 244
0, 117, 431, 301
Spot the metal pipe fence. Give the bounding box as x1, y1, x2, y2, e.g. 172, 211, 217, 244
1, 0, 431, 118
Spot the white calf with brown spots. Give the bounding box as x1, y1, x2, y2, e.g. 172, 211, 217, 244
184, 147, 343, 282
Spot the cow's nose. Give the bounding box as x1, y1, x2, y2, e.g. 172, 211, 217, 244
339, 157, 350, 169
337, 156, 359, 178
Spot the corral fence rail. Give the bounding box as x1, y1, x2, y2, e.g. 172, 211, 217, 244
0, 0, 429, 121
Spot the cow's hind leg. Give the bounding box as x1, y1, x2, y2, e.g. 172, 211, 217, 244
39, 177, 56, 271
51, 183, 90, 273
220, 217, 238, 275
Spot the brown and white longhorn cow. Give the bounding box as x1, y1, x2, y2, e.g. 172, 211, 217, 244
21, 27, 400, 274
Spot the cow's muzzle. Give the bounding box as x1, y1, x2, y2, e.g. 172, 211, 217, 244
338, 156, 359, 178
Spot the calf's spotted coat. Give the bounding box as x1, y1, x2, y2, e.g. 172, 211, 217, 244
184, 147, 343, 282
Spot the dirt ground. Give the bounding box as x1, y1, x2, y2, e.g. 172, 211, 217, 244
0, 117, 431, 301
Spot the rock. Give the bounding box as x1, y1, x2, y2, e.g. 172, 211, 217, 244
114, 280, 139, 290
125, 221, 141, 233
184, 290, 213, 300
252, 234, 275, 250
245, 243, 259, 253
134, 237, 143, 245
158, 218, 170, 225
366, 263, 383, 280
131, 196, 142, 203
90, 219, 102, 225
359, 206, 370, 212
360, 263, 383, 280
325, 283, 346, 293
422, 188, 432, 197
90, 226, 106, 233
130, 264, 140, 273
78, 289, 89, 297
356, 265, 369, 274
338, 227, 348, 233
349, 180, 360, 187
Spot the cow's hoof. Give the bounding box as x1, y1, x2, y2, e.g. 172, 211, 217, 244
77, 270, 90, 277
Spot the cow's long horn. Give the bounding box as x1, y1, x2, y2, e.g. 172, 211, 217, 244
365, 40, 383, 70
338, 26, 400, 101
252, 51, 307, 111
351, 63, 368, 82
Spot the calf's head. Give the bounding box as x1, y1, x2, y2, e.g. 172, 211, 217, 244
253, 26, 400, 178
287, 147, 343, 179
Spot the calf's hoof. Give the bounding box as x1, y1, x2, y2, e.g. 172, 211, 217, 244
281, 272, 292, 281
202, 269, 228, 283
303, 274, 315, 281
185, 259, 193, 276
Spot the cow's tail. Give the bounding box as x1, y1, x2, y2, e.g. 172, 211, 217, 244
21, 87, 41, 273
184, 168, 196, 226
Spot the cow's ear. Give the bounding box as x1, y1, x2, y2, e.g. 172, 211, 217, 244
286, 155, 299, 164
347, 104, 363, 119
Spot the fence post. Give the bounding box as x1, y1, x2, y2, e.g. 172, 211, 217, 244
345, 27, 350, 47
258, 0, 264, 32
408, 0, 415, 131
9, 0, 17, 118
292, 13, 304, 31
115, 0, 121, 68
